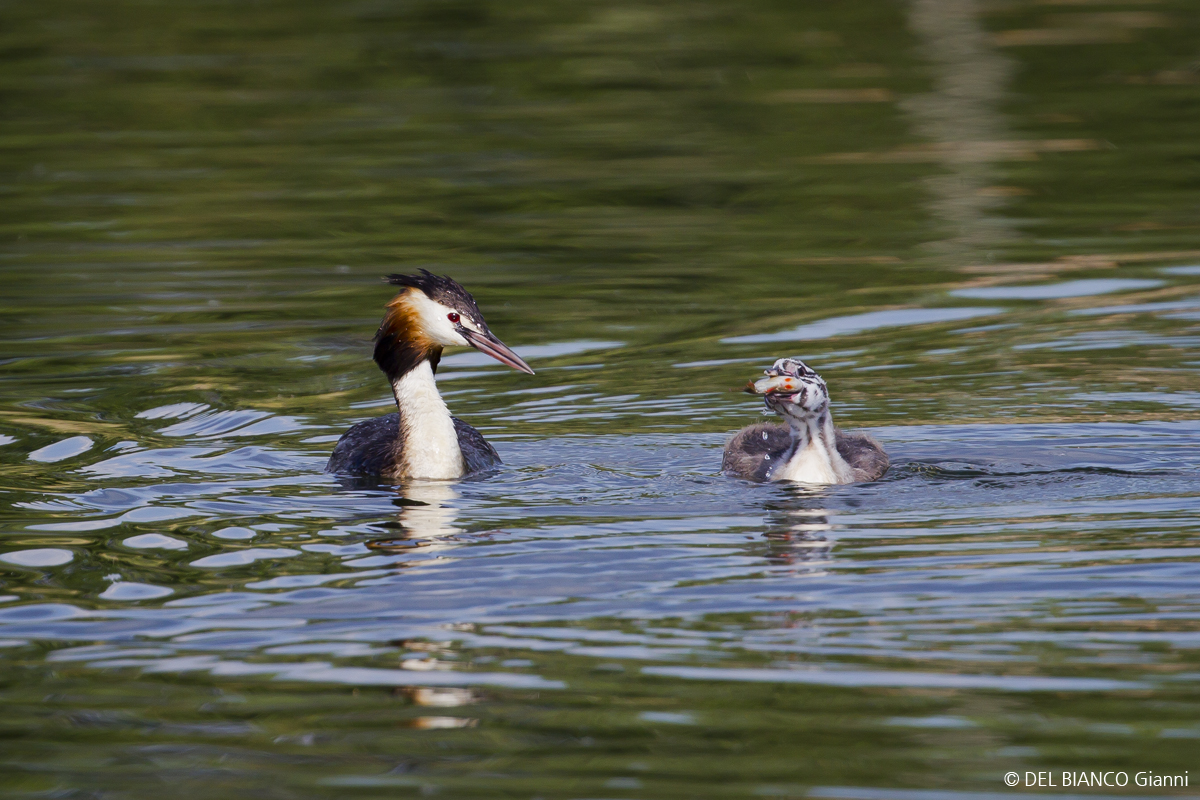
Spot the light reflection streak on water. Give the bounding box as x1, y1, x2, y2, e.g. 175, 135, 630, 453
721, 307, 1005, 344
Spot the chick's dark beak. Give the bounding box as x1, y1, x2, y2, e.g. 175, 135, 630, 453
461, 328, 535, 375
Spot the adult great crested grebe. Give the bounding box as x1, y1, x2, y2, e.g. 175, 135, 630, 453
326, 271, 533, 480
722, 357, 888, 484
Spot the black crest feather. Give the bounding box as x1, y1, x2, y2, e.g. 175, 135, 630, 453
384, 270, 486, 328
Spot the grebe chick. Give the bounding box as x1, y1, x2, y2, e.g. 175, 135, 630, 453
722, 358, 888, 484
326, 271, 533, 481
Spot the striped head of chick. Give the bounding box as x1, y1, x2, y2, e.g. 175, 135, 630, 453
748, 357, 830, 417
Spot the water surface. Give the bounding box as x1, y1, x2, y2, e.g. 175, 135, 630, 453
2, 0, 1200, 796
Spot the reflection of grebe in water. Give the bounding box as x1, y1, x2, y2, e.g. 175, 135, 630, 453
364, 482, 472, 563
723, 358, 888, 484
762, 507, 835, 570
400, 482, 462, 543
326, 271, 534, 481
366, 482, 464, 557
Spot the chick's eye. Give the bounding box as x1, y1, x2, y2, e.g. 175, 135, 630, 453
447, 312, 460, 324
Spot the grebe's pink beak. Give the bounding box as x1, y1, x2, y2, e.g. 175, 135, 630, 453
461, 329, 535, 375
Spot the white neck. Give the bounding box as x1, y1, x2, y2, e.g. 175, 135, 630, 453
772, 409, 855, 485
392, 361, 465, 480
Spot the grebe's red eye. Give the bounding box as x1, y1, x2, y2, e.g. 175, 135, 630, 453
447, 312, 460, 324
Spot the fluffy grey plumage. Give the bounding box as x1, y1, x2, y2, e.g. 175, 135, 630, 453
722, 423, 888, 483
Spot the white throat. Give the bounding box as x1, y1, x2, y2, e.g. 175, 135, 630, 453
392, 360, 465, 480
772, 409, 855, 485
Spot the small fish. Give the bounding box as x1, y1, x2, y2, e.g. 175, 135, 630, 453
745, 375, 800, 396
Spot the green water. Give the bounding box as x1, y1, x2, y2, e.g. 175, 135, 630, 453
2, 0, 1200, 797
